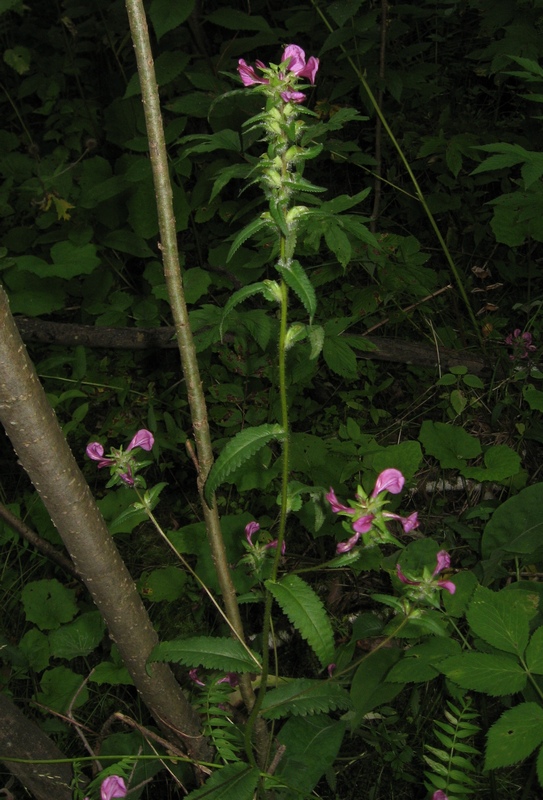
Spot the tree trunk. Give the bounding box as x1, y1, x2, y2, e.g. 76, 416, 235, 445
0, 285, 211, 765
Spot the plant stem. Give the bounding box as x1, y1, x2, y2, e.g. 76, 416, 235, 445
124, 0, 255, 715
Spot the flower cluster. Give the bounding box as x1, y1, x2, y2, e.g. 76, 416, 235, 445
238, 521, 285, 579
505, 328, 536, 361
396, 550, 456, 600
327, 469, 419, 553
238, 44, 319, 104
86, 429, 154, 487
85, 775, 127, 800
189, 668, 239, 688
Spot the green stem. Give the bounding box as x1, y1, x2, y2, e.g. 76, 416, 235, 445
311, 1, 483, 348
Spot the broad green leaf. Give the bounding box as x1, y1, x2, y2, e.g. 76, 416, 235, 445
184, 762, 260, 800
205, 424, 285, 503
35, 666, 89, 713
21, 579, 78, 631
90, 661, 134, 686
220, 282, 275, 339
461, 444, 521, 481
481, 483, 543, 559
265, 575, 335, 668
386, 637, 461, 683
277, 260, 317, 321
324, 221, 351, 267
439, 653, 526, 696
149, 0, 195, 40
148, 636, 261, 672
526, 626, 543, 674
350, 648, 403, 725
137, 566, 187, 602
466, 586, 530, 655
276, 715, 346, 798
18, 629, 50, 672
485, 703, 543, 770
204, 8, 270, 30
261, 679, 351, 719
323, 336, 357, 379
418, 421, 481, 469
49, 611, 105, 660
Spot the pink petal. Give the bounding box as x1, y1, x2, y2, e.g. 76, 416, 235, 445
432, 792, 449, 800
437, 579, 456, 595
86, 442, 113, 468
282, 44, 306, 74
126, 429, 154, 452
336, 531, 361, 553
237, 59, 268, 86
352, 514, 374, 533
245, 521, 260, 545
189, 668, 206, 687
326, 488, 354, 514
434, 550, 451, 576
401, 512, 419, 532
281, 90, 306, 103
101, 776, 127, 800
297, 55, 319, 83
396, 564, 420, 586
371, 468, 405, 497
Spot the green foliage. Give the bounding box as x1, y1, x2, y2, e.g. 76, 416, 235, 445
424, 698, 481, 798
148, 636, 261, 673
265, 575, 335, 669
260, 678, 351, 719
183, 762, 260, 800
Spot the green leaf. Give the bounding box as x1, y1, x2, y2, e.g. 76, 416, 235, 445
485, 703, 543, 770
461, 444, 521, 481
227, 218, 269, 261
350, 648, 403, 726
386, 637, 461, 683
137, 566, 187, 602
205, 424, 285, 503
220, 282, 274, 339
265, 575, 335, 668
418, 421, 482, 469
308, 325, 325, 360
35, 666, 89, 713
49, 612, 105, 660
149, 0, 195, 40
276, 716, 346, 798
481, 483, 543, 559
277, 260, 317, 321
261, 679, 352, 719
21, 579, 78, 631
184, 762, 260, 800
148, 636, 261, 672
466, 586, 530, 655
526, 627, 543, 674
439, 653, 526, 696
323, 336, 357, 379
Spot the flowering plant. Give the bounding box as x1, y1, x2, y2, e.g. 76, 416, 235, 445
84, 775, 127, 800
86, 429, 154, 488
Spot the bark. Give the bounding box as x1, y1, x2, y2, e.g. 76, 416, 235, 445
0, 692, 78, 800
0, 286, 211, 765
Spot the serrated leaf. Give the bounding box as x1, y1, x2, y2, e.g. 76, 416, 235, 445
265, 575, 335, 668
220, 282, 272, 339
227, 218, 269, 262
439, 653, 526, 696
184, 762, 260, 800
261, 679, 351, 719
277, 260, 317, 321
466, 586, 529, 655
148, 636, 261, 672
322, 336, 357, 379
485, 703, 543, 770
205, 424, 285, 503
526, 626, 543, 674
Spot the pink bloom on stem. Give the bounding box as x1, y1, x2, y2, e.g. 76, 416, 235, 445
282, 44, 320, 83
371, 468, 405, 498
237, 58, 269, 86
189, 668, 206, 687
326, 488, 354, 514
396, 550, 456, 595
217, 672, 240, 687
245, 521, 260, 545
432, 792, 449, 800
281, 89, 307, 104
86, 442, 113, 469
352, 514, 375, 534
126, 429, 154, 452
336, 531, 362, 554
101, 776, 127, 800
383, 510, 419, 532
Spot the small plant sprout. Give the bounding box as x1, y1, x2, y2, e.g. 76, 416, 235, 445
396, 550, 456, 604
86, 428, 154, 487
327, 469, 419, 553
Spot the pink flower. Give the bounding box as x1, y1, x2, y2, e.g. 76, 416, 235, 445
337, 531, 362, 554
86, 442, 113, 469
237, 58, 269, 87
245, 521, 261, 545
371, 468, 405, 497
101, 776, 127, 800
432, 792, 448, 800
326, 488, 354, 514
217, 672, 240, 687
505, 328, 536, 360
189, 668, 206, 687
396, 550, 456, 595
126, 429, 154, 452
282, 45, 319, 83
383, 510, 419, 533
352, 514, 375, 534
